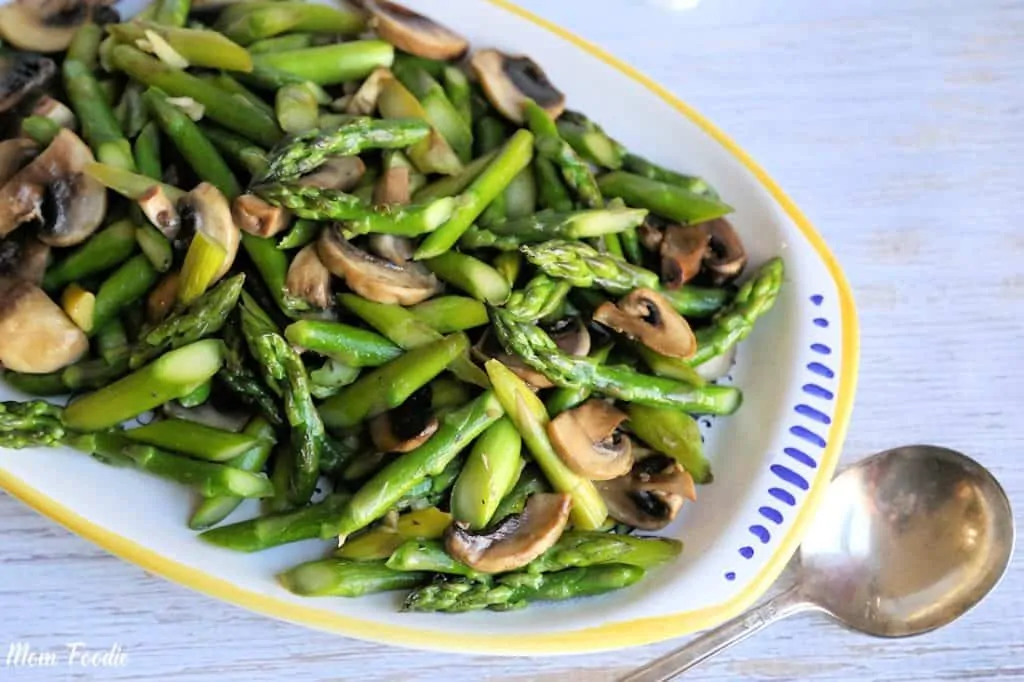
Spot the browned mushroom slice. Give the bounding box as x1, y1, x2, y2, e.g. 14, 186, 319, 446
367, 234, 414, 265
139, 185, 180, 238
0, 0, 118, 53
444, 492, 571, 573
285, 243, 332, 309
317, 227, 440, 305
345, 67, 392, 116
298, 156, 366, 192
0, 129, 106, 245
178, 182, 240, 281
0, 234, 49, 285
472, 319, 590, 390
0, 52, 54, 111
470, 49, 565, 124
596, 454, 696, 531
0, 138, 37, 186
660, 224, 709, 288
703, 218, 747, 285
637, 220, 664, 252
147, 271, 180, 324
0, 276, 87, 372
369, 386, 438, 453
373, 165, 410, 206
547, 399, 633, 480
364, 0, 468, 60
232, 193, 291, 238
32, 95, 76, 128
593, 288, 696, 360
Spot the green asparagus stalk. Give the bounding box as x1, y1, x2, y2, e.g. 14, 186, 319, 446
112, 82, 146, 139
62, 357, 129, 391
597, 231, 625, 259
251, 41, 393, 86
474, 116, 508, 227
403, 564, 644, 612
110, 45, 282, 143
108, 21, 253, 72
239, 232, 295, 316
450, 417, 523, 530
393, 60, 473, 162
280, 558, 427, 597
177, 380, 212, 408
462, 207, 647, 250
276, 219, 319, 250
318, 333, 469, 429
423, 251, 510, 305
485, 360, 607, 531
533, 156, 574, 212
247, 33, 315, 54
493, 251, 521, 287
503, 274, 572, 324
491, 465, 549, 520
2, 372, 68, 397
414, 129, 534, 259
133, 121, 162, 181
598, 171, 733, 224
63, 339, 224, 431
322, 391, 504, 541
67, 22, 103, 68
204, 73, 276, 118
409, 297, 489, 334
337, 294, 488, 388
125, 418, 265, 462
620, 224, 643, 264
96, 318, 129, 365
201, 123, 270, 178
135, 223, 174, 273
216, 1, 366, 45
335, 506, 451, 561
144, 87, 240, 198
412, 150, 496, 202
308, 359, 360, 400
259, 117, 429, 182
284, 320, 402, 368
377, 76, 463, 176
63, 59, 135, 170
628, 404, 710, 483
526, 531, 681, 573
689, 257, 785, 366
19, 116, 60, 145
275, 82, 320, 134
189, 417, 277, 530
218, 320, 283, 427
545, 346, 614, 416
492, 310, 742, 415
504, 166, 537, 219
200, 492, 351, 551
385, 540, 488, 581
556, 111, 626, 170
442, 65, 472, 126
523, 99, 602, 208
521, 239, 659, 294
42, 220, 137, 291
152, 0, 190, 27
622, 152, 718, 197
92, 254, 159, 333
0, 400, 67, 449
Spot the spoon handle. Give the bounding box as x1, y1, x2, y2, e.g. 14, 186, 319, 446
620, 585, 815, 682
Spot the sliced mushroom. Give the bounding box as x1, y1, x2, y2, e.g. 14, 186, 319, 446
178, 182, 240, 281
445, 492, 571, 573
0, 129, 105, 245
297, 155, 366, 192
470, 49, 565, 124
703, 218, 747, 285
0, 138, 37, 186
547, 399, 633, 480
0, 0, 118, 54
593, 288, 696, 360
369, 385, 438, 453
373, 165, 410, 206
660, 224, 709, 288
473, 319, 590, 390
364, 0, 468, 60
596, 454, 696, 531
285, 243, 332, 309
139, 184, 181, 238
0, 234, 49, 285
31, 94, 75, 128
0, 52, 54, 114
232, 193, 291, 238
147, 270, 180, 324
367, 234, 414, 265
345, 66, 392, 116
317, 227, 440, 305
637, 220, 664, 252
0, 276, 87, 372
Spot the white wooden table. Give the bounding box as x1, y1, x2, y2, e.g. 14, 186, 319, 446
2, 0, 1022, 679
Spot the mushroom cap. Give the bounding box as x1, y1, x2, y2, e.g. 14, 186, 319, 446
0, 234, 49, 285
365, 0, 468, 60
345, 67, 392, 116
232, 193, 292, 238
0, 138, 38, 186
139, 185, 181, 238
372, 165, 410, 206
596, 454, 696, 531
0, 51, 54, 112
369, 385, 439, 453
444, 492, 571, 573
0, 129, 105, 245
703, 218, 747, 285
593, 288, 696, 360
367, 233, 414, 265
285, 243, 332, 309
317, 227, 440, 305
297, 156, 366, 192
0, 276, 87, 373
179, 182, 240, 281
470, 49, 565, 124
547, 398, 633, 480
660, 224, 709, 289
0, 0, 118, 53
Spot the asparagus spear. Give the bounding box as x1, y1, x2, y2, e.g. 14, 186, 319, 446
200, 492, 351, 552
377, 75, 463, 176
152, 0, 190, 27
216, 1, 366, 45
412, 150, 496, 202
622, 152, 718, 197
199, 124, 269, 178
67, 22, 103, 68
533, 156, 573, 212
491, 464, 548, 520
247, 33, 316, 54
308, 358, 360, 399
597, 171, 733, 224
408, 296, 489, 334
403, 564, 644, 612
204, 73, 276, 119
125, 418, 265, 462
335, 506, 451, 561
251, 41, 394, 86
0, 400, 67, 449
473, 116, 508, 227
493, 251, 521, 287
385, 540, 489, 581
218, 319, 283, 427
322, 391, 504, 542
464, 207, 648, 250
503, 274, 572, 324
628, 404, 710, 483
275, 82, 320, 134
92, 254, 159, 333
442, 66, 472, 127
284, 320, 402, 368
423, 252, 510, 305
318, 333, 469, 429
492, 311, 742, 415
189, 417, 277, 530
450, 417, 523, 530
556, 111, 627, 170
279, 558, 428, 597
62, 340, 225, 431
63, 59, 135, 170
393, 60, 473, 162
689, 257, 785, 366
42, 220, 137, 291
19, 116, 60, 145
414, 129, 534, 260
523, 99, 602, 208
522, 239, 659, 293
276, 219, 319, 250
62, 358, 130, 392
95, 319, 129, 365
108, 22, 253, 71
545, 345, 614, 416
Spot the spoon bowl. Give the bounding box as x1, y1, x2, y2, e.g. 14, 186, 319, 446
624, 445, 1015, 681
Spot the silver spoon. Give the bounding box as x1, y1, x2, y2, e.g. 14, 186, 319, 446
623, 445, 1015, 682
